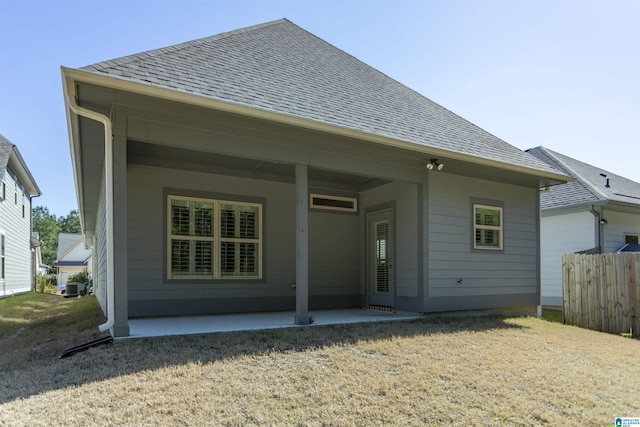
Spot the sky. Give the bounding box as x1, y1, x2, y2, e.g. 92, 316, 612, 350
1, 0, 638, 217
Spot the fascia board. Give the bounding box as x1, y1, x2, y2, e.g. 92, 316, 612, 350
540, 201, 608, 217
601, 200, 640, 215
61, 67, 87, 233
8, 146, 41, 196
62, 67, 573, 186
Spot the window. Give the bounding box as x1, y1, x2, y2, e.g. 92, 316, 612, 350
310, 193, 358, 213
0, 233, 5, 280
22, 193, 25, 218
167, 195, 262, 279
0, 172, 5, 201
474, 204, 503, 250
625, 234, 639, 245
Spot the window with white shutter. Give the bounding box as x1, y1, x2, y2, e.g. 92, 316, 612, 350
167, 196, 262, 279
473, 204, 503, 250
220, 204, 260, 277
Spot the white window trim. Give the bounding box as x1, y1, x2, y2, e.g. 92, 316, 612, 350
473, 204, 503, 250
625, 233, 640, 245
167, 195, 263, 280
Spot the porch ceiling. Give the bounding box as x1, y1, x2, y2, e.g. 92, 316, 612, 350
127, 140, 389, 192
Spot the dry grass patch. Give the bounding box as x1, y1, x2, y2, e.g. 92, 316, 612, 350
1, 295, 638, 426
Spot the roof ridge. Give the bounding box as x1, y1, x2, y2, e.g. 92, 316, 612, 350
539, 146, 607, 200
81, 19, 288, 72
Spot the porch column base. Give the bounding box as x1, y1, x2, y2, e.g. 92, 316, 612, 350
294, 314, 310, 325
112, 324, 130, 338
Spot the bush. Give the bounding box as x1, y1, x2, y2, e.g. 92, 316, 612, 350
35, 274, 57, 294
67, 271, 89, 284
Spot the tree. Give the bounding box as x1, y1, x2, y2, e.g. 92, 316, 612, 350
59, 210, 81, 234
32, 207, 82, 269
32, 206, 58, 268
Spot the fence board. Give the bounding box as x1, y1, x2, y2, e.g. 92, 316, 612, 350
586, 255, 594, 330
563, 253, 640, 338
594, 255, 604, 332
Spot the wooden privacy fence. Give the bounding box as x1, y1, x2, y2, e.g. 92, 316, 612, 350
563, 253, 640, 337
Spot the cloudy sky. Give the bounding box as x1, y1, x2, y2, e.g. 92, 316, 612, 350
1, 0, 638, 217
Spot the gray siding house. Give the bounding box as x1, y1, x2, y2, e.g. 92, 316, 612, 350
61, 19, 568, 337
0, 133, 41, 297
527, 146, 640, 306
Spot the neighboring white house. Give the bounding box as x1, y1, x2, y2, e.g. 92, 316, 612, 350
0, 133, 42, 297
54, 233, 92, 291
526, 146, 640, 307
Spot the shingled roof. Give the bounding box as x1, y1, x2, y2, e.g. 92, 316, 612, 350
78, 19, 561, 176
0, 133, 41, 197
527, 146, 640, 211
0, 133, 14, 176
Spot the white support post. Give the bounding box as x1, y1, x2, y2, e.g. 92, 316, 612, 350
295, 164, 310, 325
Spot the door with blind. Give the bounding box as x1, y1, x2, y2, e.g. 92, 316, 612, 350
367, 208, 394, 307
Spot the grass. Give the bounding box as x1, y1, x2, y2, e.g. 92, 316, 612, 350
541, 308, 563, 324
1, 293, 639, 426
0, 292, 105, 370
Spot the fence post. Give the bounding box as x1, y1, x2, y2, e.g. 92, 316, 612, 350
633, 254, 640, 338
562, 254, 571, 324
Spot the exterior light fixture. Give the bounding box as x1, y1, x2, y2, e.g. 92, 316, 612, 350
426, 159, 444, 171
600, 219, 608, 225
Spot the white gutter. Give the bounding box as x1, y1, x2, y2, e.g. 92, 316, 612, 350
62, 83, 115, 334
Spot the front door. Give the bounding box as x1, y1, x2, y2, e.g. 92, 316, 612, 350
367, 208, 394, 307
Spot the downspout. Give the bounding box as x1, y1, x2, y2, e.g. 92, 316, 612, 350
589, 205, 602, 254
30, 195, 39, 291
64, 94, 115, 334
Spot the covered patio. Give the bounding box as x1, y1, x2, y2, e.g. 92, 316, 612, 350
123, 309, 424, 339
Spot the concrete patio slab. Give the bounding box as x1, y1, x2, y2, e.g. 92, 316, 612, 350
123, 309, 424, 339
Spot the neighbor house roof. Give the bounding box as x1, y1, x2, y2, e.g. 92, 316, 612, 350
0, 133, 41, 196
526, 146, 640, 211
76, 19, 562, 178
56, 233, 84, 259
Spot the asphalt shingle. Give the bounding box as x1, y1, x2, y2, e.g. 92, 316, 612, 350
0, 133, 14, 176
80, 19, 560, 175
527, 146, 640, 210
